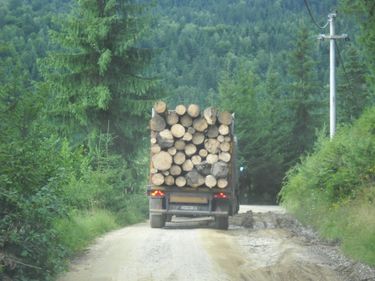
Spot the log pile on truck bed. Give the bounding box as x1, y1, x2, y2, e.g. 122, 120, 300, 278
150, 101, 233, 189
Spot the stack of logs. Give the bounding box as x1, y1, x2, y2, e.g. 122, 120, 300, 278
150, 101, 233, 189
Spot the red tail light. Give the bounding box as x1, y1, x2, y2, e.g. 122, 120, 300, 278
151, 190, 165, 198
214, 192, 228, 199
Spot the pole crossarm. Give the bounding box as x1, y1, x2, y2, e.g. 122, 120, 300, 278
317, 34, 349, 40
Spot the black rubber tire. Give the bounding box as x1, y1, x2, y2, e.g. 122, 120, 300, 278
215, 216, 229, 230
150, 214, 165, 228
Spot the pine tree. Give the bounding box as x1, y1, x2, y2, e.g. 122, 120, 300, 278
41, 0, 157, 156
286, 25, 321, 162
337, 45, 369, 123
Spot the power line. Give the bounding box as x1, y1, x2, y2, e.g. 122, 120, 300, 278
303, 0, 329, 29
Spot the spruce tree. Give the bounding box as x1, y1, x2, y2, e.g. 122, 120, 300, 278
286, 25, 321, 163
41, 0, 156, 156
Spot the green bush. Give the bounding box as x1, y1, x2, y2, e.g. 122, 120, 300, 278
53, 209, 118, 254
280, 107, 375, 265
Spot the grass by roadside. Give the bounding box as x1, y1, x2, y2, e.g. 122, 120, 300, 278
280, 108, 375, 266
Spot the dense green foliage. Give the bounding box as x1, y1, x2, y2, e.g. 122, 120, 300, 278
280, 108, 375, 265
1, 0, 152, 280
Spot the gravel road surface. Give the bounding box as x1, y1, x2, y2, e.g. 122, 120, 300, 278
57, 206, 375, 281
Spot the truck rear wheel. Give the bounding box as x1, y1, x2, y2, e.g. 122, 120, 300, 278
150, 214, 165, 228
215, 216, 229, 230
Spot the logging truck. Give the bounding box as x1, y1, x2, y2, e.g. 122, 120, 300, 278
147, 102, 240, 229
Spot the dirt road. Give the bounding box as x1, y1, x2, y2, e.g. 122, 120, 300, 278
57, 206, 375, 281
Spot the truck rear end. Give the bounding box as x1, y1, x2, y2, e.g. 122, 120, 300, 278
148, 102, 239, 229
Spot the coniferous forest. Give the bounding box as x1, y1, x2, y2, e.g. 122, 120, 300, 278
1, 0, 374, 279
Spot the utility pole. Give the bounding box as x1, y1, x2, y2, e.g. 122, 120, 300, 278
318, 12, 348, 139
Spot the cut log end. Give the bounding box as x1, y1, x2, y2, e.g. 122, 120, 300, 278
175, 104, 187, 116
153, 101, 167, 114
152, 151, 173, 171
151, 173, 164, 186
176, 176, 186, 187
187, 104, 200, 118
217, 178, 228, 189
205, 175, 217, 188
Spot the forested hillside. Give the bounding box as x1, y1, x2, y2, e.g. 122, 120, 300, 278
145, 0, 371, 203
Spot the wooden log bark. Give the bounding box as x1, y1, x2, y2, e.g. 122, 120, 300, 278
192, 132, 205, 145
199, 149, 208, 158
175, 104, 186, 116
153, 101, 167, 114
170, 165, 182, 176
152, 151, 173, 171
207, 125, 219, 138
180, 114, 193, 127
218, 111, 233, 125
219, 152, 231, 163
167, 146, 177, 156
204, 139, 220, 154
171, 124, 185, 138
217, 178, 228, 189
151, 173, 164, 186
211, 161, 229, 178
182, 132, 193, 141
184, 143, 197, 156
206, 154, 219, 164
165, 175, 175, 186
166, 111, 179, 126
193, 117, 208, 132
191, 155, 202, 165
186, 169, 205, 188
187, 127, 196, 134
195, 161, 212, 176
203, 107, 217, 125
220, 142, 231, 152
173, 152, 186, 165
218, 124, 229, 136
187, 104, 200, 118
205, 175, 217, 188
174, 140, 186, 151
151, 144, 161, 154
157, 129, 174, 148
182, 159, 194, 172
150, 114, 166, 132
217, 135, 225, 143
176, 176, 186, 187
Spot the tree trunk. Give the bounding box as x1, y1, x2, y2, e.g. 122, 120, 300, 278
165, 175, 175, 186
166, 111, 179, 126
218, 111, 233, 125
167, 146, 177, 156
175, 104, 187, 116
191, 155, 202, 165
217, 178, 228, 189
204, 139, 220, 154
184, 143, 197, 156
217, 135, 225, 143
219, 152, 231, 162
182, 132, 193, 141
152, 151, 173, 171
173, 151, 186, 165
203, 107, 217, 125
153, 100, 167, 114
180, 114, 193, 127
187, 126, 196, 134
186, 169, 205, 188
195, 161, 212, 176
218, 124, 229, 136
151, 173, 164, 186
170, 164, 182, 176
150, 114, 166, 132
157, 129, 174, 148
211, 161, 229, 178
193, 117, 208, 132
174, 140, 186, 151
207, 125, 219, 138
171, 124, 185, 138
205, 175, 217, 188
220, 142, 231, 152
187, 104, 200, 118
206, 154, 219, 164
192, 132, 205, 145
182, 159, 194, 172
151, 144, 161, 154
199, 149, 208, 158
176, 176, 186, 187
